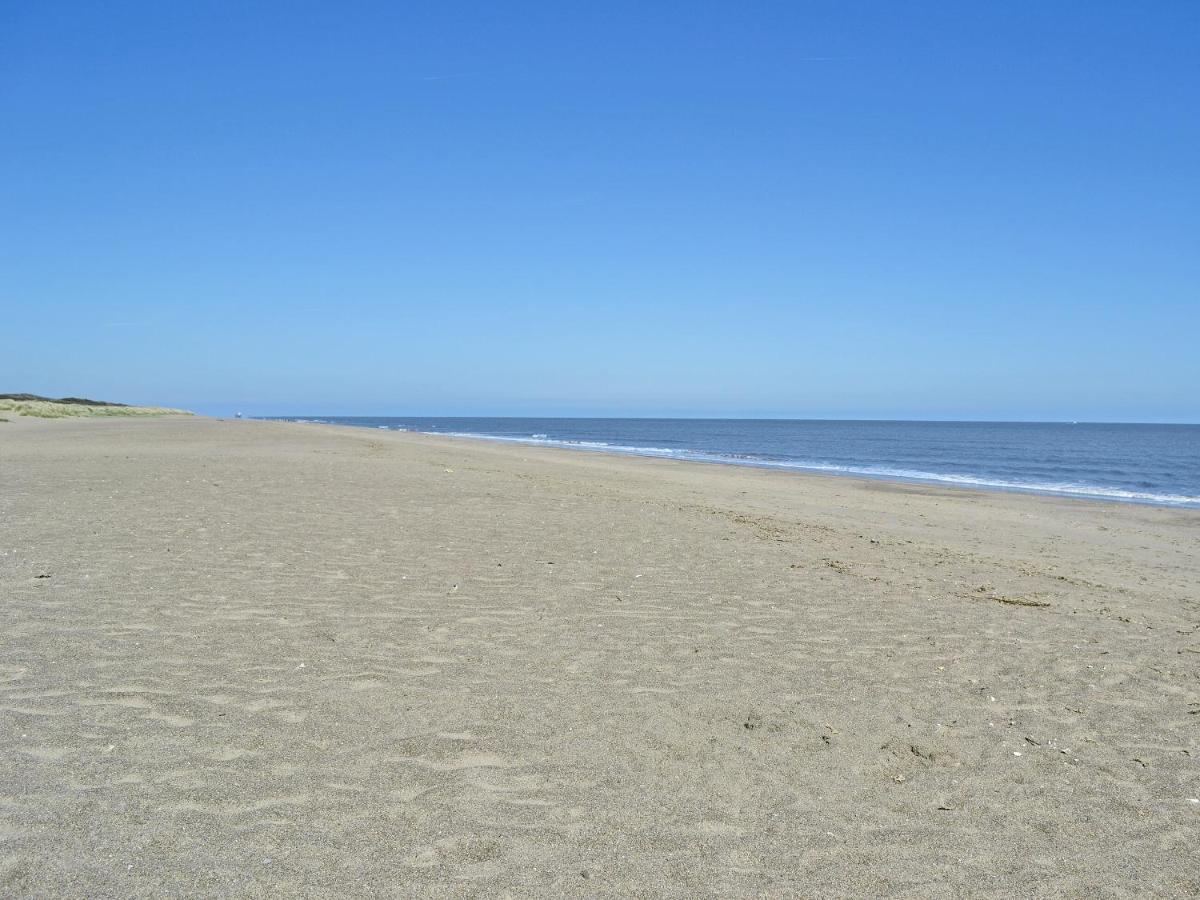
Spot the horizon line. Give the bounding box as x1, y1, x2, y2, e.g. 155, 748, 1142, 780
244, 413, 1200, 427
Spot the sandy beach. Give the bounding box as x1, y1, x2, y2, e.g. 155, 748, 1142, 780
1, 415, 1197, 897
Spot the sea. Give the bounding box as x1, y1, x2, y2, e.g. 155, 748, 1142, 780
262, 417, 1200, 509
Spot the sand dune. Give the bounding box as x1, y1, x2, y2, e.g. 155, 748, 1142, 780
1, 416, 1197, 896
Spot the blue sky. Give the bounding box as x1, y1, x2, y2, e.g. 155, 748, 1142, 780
2, 2, 1197, 421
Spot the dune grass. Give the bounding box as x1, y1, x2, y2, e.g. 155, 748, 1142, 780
0, 399, 190, 419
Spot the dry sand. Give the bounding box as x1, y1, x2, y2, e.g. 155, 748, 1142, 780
1, 415, 1197, 897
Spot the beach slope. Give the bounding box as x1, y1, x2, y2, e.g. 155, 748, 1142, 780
1, 416, 1197, 896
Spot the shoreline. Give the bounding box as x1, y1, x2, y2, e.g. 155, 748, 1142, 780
263, 415, 1200, 512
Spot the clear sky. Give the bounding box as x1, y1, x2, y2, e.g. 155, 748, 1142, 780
2, 2, 1197, 421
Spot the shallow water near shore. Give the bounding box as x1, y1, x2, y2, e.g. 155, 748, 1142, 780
264, 417, 1200, 508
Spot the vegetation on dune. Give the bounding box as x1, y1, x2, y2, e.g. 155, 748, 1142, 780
0, 395, 190, 418
0, 393, 133, 406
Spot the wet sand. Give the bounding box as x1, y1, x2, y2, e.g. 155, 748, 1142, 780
1, 415, 1197, 897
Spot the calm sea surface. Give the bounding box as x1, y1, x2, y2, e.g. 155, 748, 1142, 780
264, 417, 1200, 508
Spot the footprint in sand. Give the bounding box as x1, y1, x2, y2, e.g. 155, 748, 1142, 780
699, 820, 746, 837
396, 751, 515, 771
205, 747, 258, 762
18, 746, 75, 762
141, 712, 194, 728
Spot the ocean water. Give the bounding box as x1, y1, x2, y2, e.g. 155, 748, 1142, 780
265, 417, 1200, 508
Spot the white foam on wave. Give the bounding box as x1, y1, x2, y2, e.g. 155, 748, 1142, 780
760, 460, 1200, 506
432, 432, 681, 455
422, 430, 1200, 508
